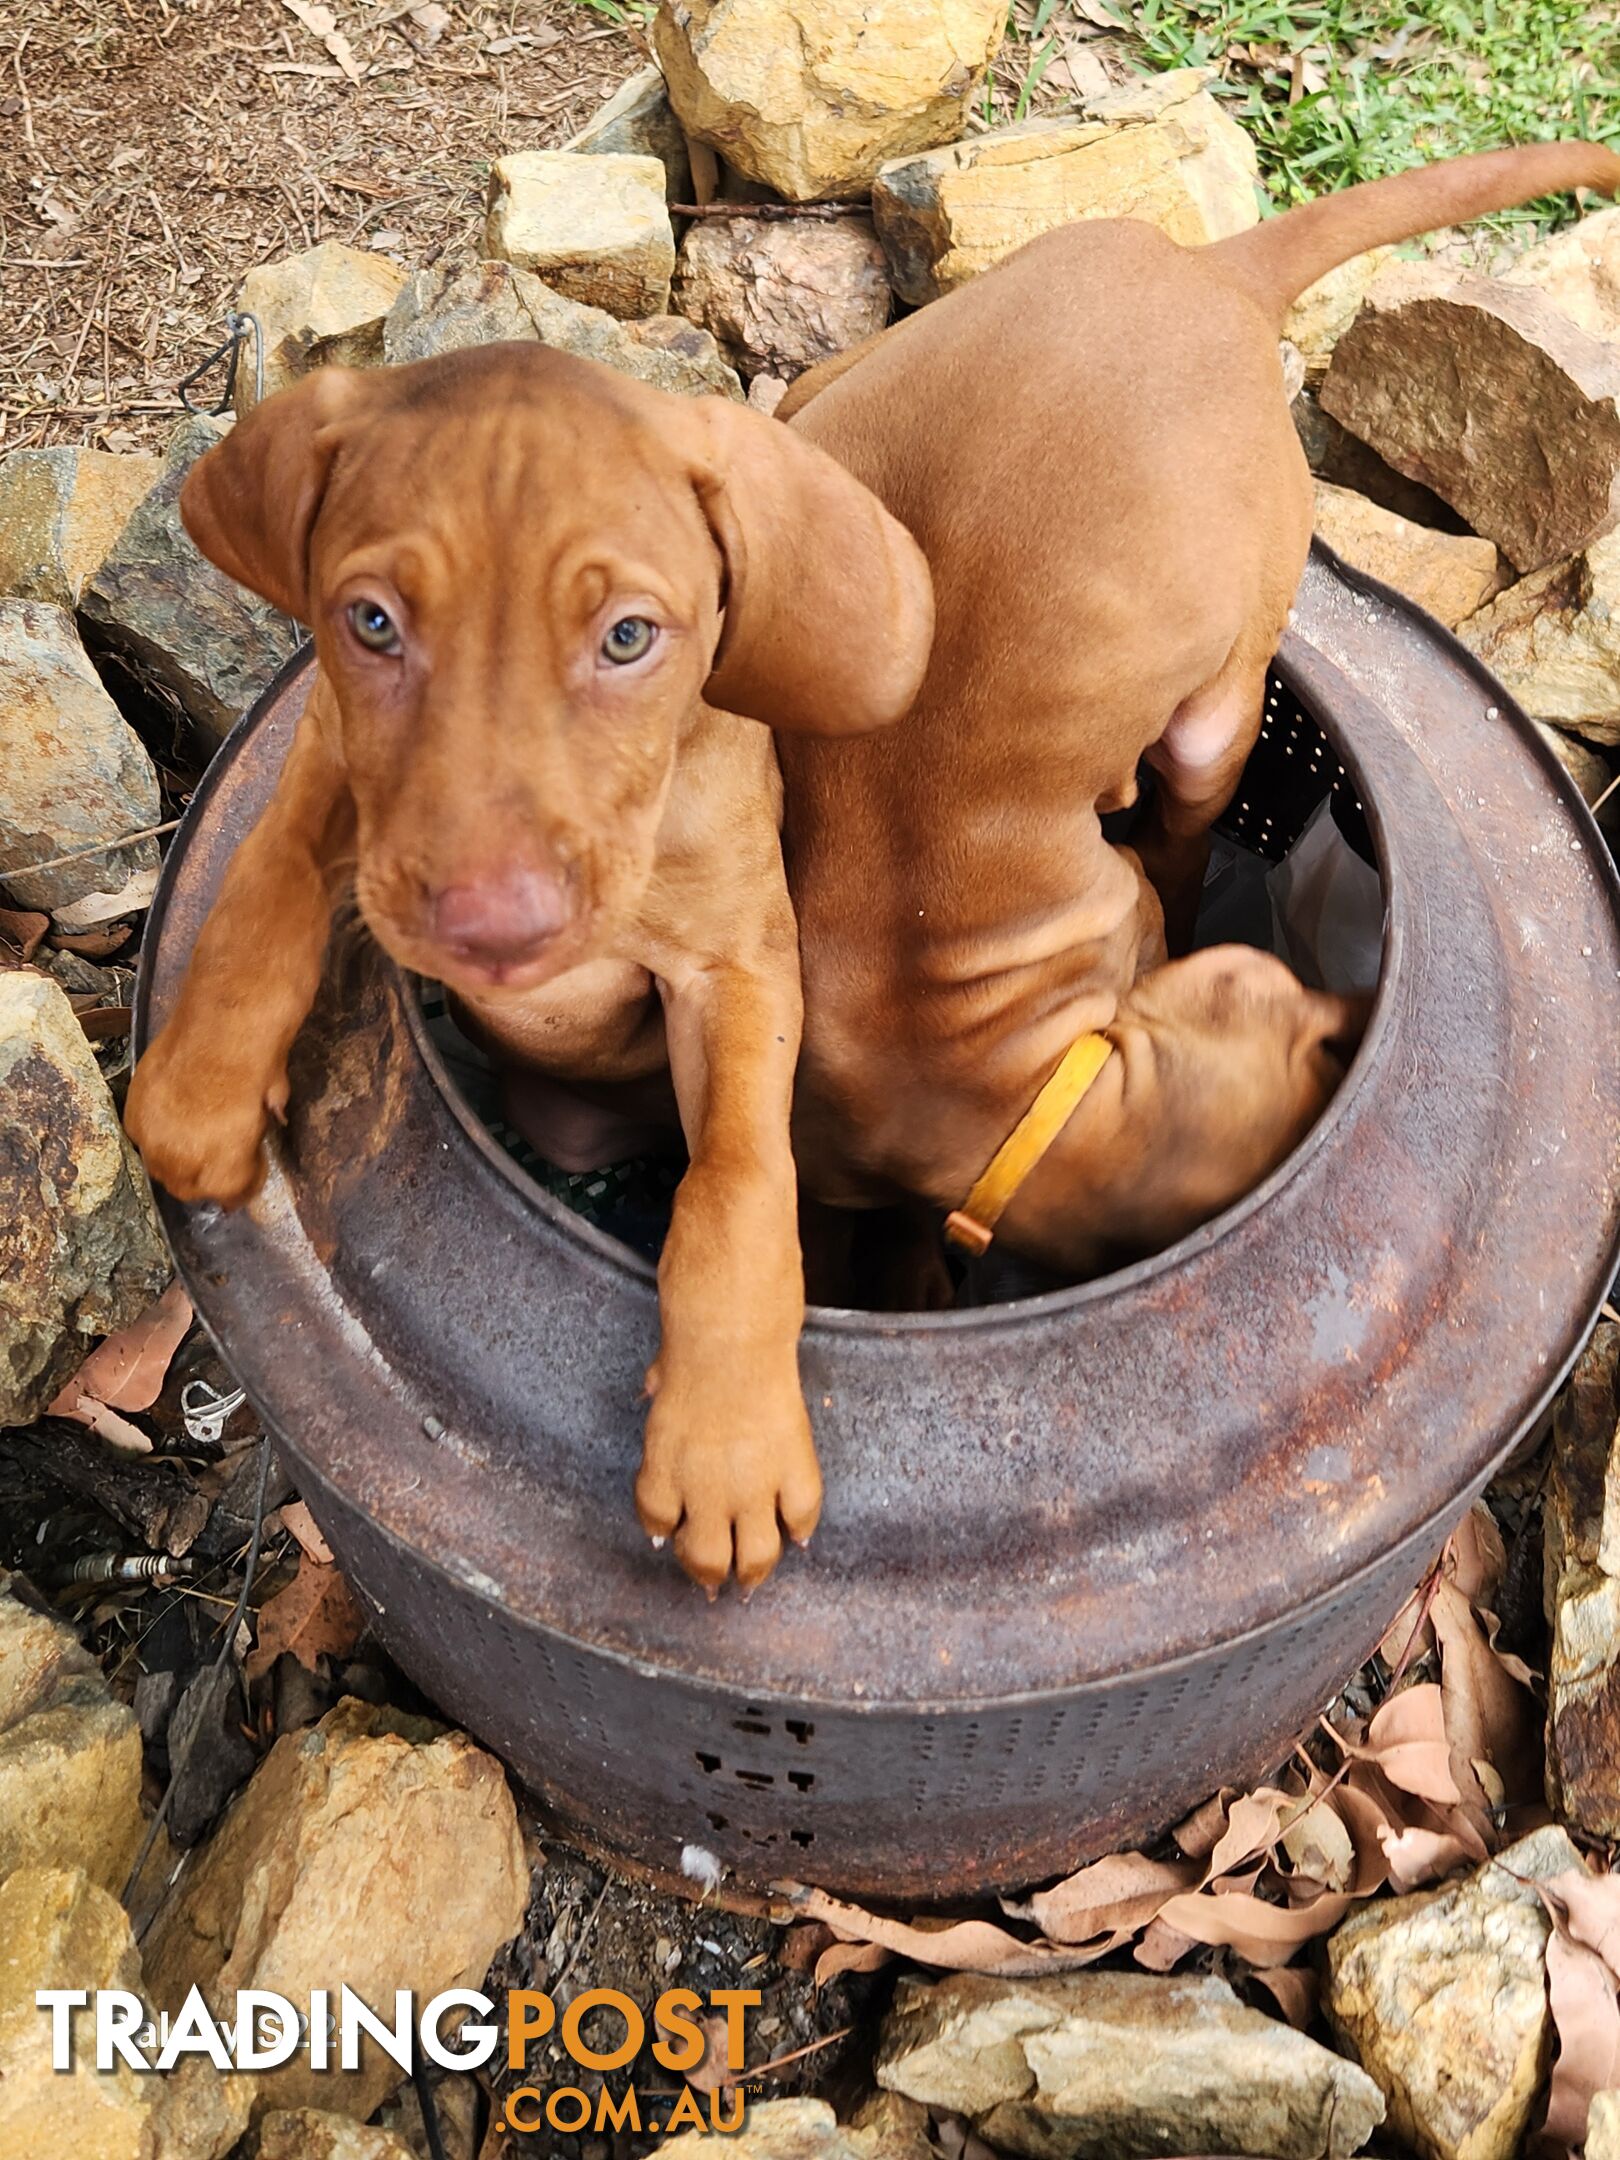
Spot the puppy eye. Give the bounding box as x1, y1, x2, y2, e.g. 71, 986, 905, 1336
348, 600, 401, 654
602, 615, 656, 666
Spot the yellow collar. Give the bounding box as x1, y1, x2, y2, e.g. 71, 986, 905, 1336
945, 1032, 1114, 1256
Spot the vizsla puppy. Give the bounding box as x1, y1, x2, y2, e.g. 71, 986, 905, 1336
778, 145, 1620, 1276
126, 342, 932, 1593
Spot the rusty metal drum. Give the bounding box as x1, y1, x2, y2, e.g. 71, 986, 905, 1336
136, 546, 1620, 1901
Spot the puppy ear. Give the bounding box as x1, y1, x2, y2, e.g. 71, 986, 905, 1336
688, 399, 934, 736
179, 369, 369, 623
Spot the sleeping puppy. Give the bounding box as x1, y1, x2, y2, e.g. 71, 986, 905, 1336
125, 342, 933, 1594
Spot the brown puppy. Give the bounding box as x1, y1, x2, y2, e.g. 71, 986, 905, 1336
125, 342, 932, 1593
778, 144, 1620, 1276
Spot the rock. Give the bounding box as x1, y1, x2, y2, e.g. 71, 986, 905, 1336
674, 214, 889, 380
235, 241, 409, 414
661, 2096, 920, 2160
1319, 262, 1620, 573
1278, 338, 1306, 405
1501, 204, 1620, 338
0, 1865, 248, 2160
876, 1969, 1384, 2160
141, 1697, 527, 2123
1456, 527, 1620, 745
566, 63, 694, 207
374, 2073, 481, 2159
0, 1573, 144, 1889
1325, 1823, 1581, 2160
0, 971, 169, 1424
748, 373, 790, 414
654, 0, 1006, 203
383, 257, 742, 398
1312, 481, 1504, 628
257, 2110, 417, 2160
1293, 387, 1470, 532
0, 599, 162, 914
873, 70, 1260, 305
1534, 721, 1613, 807
485, 150, 675, 318
1590, 2090, 1620, 2160
1543, 1322, 1620, 1832
1282, 249, 1392, 383
0, 447, 162, 607
78, 415, 304, 745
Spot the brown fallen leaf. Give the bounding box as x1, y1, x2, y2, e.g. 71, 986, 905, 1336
280, 0, 362, 83
276, 1499, 334, 1566
1543, 1924, 1620, 2153
1143, 1885, 1354, 1965
245, 1554, 365, 1683
1022, 1850, 1200, 1944
813, 1940, 891, 1987
1250, 1964, 1319, 2029
0, 907, 48, 963
1344, 1683, 1461, 1806
1171, 1789, 1237, 1859
790, 1887, 1130, 1976
52, 1279, 193, 1414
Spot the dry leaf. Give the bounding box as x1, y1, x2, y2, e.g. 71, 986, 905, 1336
813, 1940, 891, 1987
277, 1499, 334, 1566
50, 1279, 192, 1415
1145, 1885, 1353, 1965
280, 0, 362, 83
1544, 1868, 1620, 1977
1430, 1578, 1541, 1811
791, 1887, 1128, 1976
1544, 1927, 1620, 2152
1022, 1851, 1199, 1944
0, 908, 48, 963
1172, 1790, 1235, 1859
1350, 1684, 1462, 1806
1250, 1964, 1319, 2029
1280, 1794, 1356, 1892
245, 1554, 365, 1682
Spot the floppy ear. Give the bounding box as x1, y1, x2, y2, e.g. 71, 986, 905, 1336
179, 369, 369, 623
687, 398, 934, 736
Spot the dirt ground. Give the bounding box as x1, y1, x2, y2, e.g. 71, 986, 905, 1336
0, 0, 641, 455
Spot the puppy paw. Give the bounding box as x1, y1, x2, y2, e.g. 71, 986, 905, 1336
124, 1035, 282, 1209
635, 1372, 822, 1596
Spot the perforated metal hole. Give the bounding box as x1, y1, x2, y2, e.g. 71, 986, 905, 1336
1218, 672, 1370, 865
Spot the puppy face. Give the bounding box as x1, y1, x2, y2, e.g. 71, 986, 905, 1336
180, 344, 934, 999
1005, 943, 1369, 1274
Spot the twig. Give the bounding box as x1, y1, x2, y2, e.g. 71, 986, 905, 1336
669, 201, 871, 221
723, 2024, 855, 2088
1, 818, 180, 880
13, 29, 34, 152
126, 1437, 272, 1930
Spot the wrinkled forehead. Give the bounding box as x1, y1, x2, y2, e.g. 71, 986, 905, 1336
312, 381, 716, 601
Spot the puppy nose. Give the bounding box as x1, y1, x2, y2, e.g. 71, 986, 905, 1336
1313, 989, 1372, 1068
430, 866, 572, 966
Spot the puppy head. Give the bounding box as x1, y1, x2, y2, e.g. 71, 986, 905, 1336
180, 344, 933, 995
1007, 944, 1369, 1272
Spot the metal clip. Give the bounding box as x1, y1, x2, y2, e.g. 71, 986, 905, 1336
181, 1378, 247, 1445
178, 310, 264, 415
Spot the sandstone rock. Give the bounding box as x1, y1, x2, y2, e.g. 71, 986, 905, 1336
1501, 204, 1620, 338
257, 2110, 417, 2160
1325, 1823, 1581, 2160
654, 0, 1006, 203
0, 447, 162, 607
141, 1697, 527, 2123
0, 971, 169, 1424
0, 1573, 143, 1889
873, 69, 1259, 305
1320, 262, 1620, 573
1589, 2090, 1620, 2160
235, 241, 408, 414
566, 63, 694, 206
383, 257, 742, 398
1293, 388, 1469, 531
748, 372, 790, 414
1542, 1322, 1620, 1833
1312, 481, 1504, 628
1278, 338, 1306, 405
661, 2096, 924, 2160
0, 599, 162, 914
1534, 721, 1613, 806
1282, 249, 1392, 383
877, 1969, 1383, 2160
485, 150, 675, 317
674, 214, 888, 379
78, 415, 304, 745
0, 1865, 248, 2160
1456, 527, 1620, 744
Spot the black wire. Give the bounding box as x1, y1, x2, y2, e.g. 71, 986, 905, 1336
412, 2062, 450, 2160
123, 1436, 272, 1929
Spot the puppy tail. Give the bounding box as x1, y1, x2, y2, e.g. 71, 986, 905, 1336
1208, 142, 1620, 325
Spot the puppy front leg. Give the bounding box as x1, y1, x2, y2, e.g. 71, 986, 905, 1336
634, 952, 821, 1596
125, 685, 354, 1207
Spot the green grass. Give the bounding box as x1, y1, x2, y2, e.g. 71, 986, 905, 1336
1098, 0, 1619, 233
